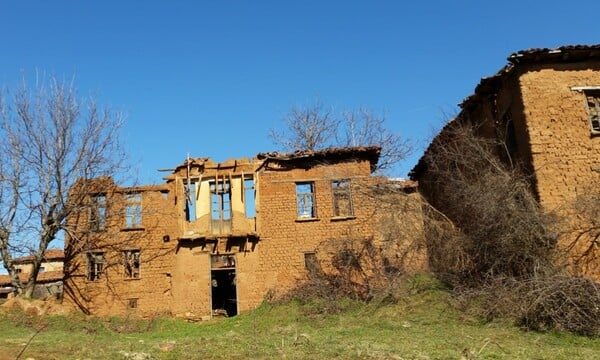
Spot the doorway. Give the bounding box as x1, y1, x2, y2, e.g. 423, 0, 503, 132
210, 254, 237, 317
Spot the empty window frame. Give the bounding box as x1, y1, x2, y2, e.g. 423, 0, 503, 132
584, 89, 600, 134
125, 193, 142, 228
185, 181, 197, 222
332, 180, 354, 217
127, 298, 138, 309
210, 181, 231, 221
304, 252, 319, 274
244, 177, 256, 218
296, 182, 316, 219
87, 252, 104, 281
90, 194, 107, 231
123, 249, 141, 279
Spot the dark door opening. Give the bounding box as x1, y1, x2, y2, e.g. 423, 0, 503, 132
211, 255, 237, 317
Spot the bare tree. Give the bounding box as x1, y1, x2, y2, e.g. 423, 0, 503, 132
270, 102, 411, 172
0, 75, 126, 298
340, 108, 412, 171
269, 100, 338, 151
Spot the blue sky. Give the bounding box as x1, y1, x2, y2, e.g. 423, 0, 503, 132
1, 1, 599, 183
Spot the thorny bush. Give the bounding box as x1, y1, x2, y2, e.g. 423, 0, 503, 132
420, 123, 600, 335
519, 276, 600, 336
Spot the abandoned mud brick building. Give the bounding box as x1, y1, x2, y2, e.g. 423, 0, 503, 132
64, 146, 425, 317
411, 45, 600, 275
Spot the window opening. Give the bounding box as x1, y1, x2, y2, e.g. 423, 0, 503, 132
185, 182, 197, 222
90, 194, 107, 231
296, 182, 316, 219
304, 252, 319, 275
332, 180, 353, 217
87, 252, 104, 281
211, 181, 231, 220
584, 90, 600, 134
123, 249, 141, 279
125, 193, 142, 228
211, 180, 231, 234
127, 298, 138, 309
244, 178, 256, 218
39, 267, 46, 273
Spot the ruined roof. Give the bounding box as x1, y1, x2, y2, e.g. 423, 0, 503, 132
507, 44, 600, 65
0, 270, 63, 287
165, 157, 255, 181
461, 44, 600, 112
12, 249, 64, 264
410, 44, 600, 179
257, 146, 381, 171
165, 147, 381, 178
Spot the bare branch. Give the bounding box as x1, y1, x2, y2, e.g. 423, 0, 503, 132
270, 100, 338, 151
270, 102, 411, 173
0, 74, 127, 297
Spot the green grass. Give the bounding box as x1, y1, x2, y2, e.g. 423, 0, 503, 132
1, 284, 600, 359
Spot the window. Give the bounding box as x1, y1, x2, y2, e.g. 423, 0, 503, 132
87, 252, 104, 281
210, 180, 232, 234
244, 177, 256, 218
332, 180, 353, 217
210, 181, 231, 221
123, 249, 141, 279
304, 252, 319, 274
127, 298, 138, 309
90, 194, 107, 231
125, 193, 142, 228
296, 182, 316, 219
39, 267, 45, 273
584, 90, 600, 134
185, 182, 196, 222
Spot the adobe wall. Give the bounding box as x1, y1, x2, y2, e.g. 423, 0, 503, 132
518, 64, 600, 274
254, 159, 382, 301
518, 63, 600, 211
64, 187, 179, 317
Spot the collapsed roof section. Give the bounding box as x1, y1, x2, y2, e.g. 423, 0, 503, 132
165, 146, 382, 179
257, 146, 381, 172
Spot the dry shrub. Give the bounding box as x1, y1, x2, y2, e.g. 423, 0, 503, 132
519, 276, 600, 336
562, 191, 600, 274
282, 237, 409, 312
452, 275, 600, 335
281, 180, 427, 313
421, 124, 557, 286
417, 123, 600, 335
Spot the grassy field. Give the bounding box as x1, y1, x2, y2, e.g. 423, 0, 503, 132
1, 283, 599, 359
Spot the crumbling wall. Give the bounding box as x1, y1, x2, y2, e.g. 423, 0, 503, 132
64, 186, 178, 317
518, 64, 600, 210
518, 63, 600, 275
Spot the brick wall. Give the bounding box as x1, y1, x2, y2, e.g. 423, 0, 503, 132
518, 64, 600, 210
